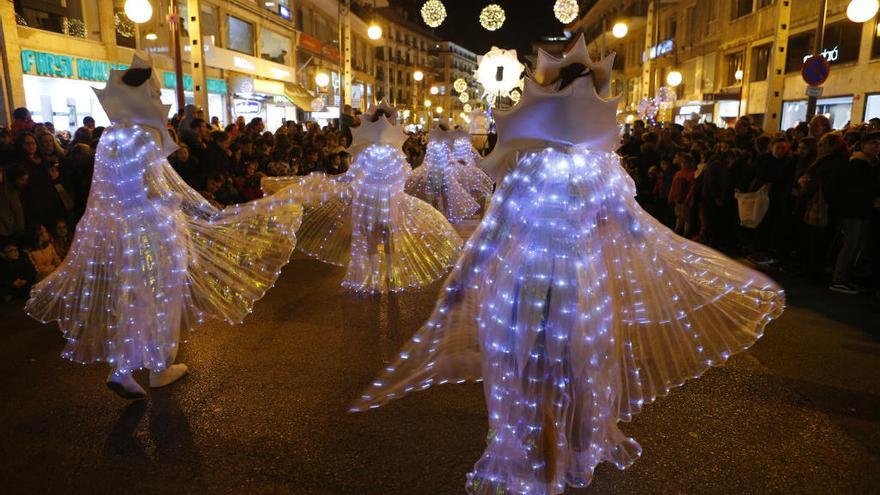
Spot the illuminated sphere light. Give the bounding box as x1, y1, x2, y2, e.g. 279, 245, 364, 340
475, 47, 524, 98
612, 22, 628, 38
847, 0, 880, 22
430, 86, 439, 95
424, 99, 432, 108
145, 32, 158, 41
553, 0, 579, 24
459, 92, 470, 103
315, 72, 330, 88
435, 106, 443, 114
453, 78, 468, 93
368, 24, 382, 40
666, 70, 683, 87
413, 70, 424, 81
123, 0, 153, 23
734, 69, 744, 81
310, 97, 325, 112
479, 4, 506, 31
459, 112, 467, 119
625, 114, 636, 124
421, 0, 447, 28
463, 103, 472, 113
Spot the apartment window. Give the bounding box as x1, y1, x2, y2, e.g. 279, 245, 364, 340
785, 20, 862, 72
732, 0, 753, 19
725, 51, 744, 86
872, 13, 880, 58
15, 0, 101, 41
260, 29, 290, 64
114, 2, 136, 48
759, 0, 774, 7
180, 2, 220, 42
227, 16, 254, 55
751, 44, 771, 81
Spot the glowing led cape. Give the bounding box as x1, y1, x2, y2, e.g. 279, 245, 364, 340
450, 130, 495, 204
405, 129, 492, 222
262, 101, 462, 292
354, 36, 785, 494
26, 53, 303, 372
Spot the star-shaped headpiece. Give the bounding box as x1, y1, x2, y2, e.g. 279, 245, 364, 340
479, 35, 621, 181
348, 100, 407, 153
93, 52, 177, 155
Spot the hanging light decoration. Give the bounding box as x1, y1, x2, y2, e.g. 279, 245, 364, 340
479, 4, 506, 31
847, 0, 879, 22
368, 24, 382, 40
463, 103, 472, 113
666, 70, 683, 87
421, 0, 447, 28
459, 92, 470, 103
453, 78, 468, 94
612, 22, 629, 38
145, 32, 158, 41
553, 0, 579, 24
123, 0, 153, 24
475, 47, 524, 99
430, 86, 439, 95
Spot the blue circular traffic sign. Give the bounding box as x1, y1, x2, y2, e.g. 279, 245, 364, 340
801, 55, 830, 87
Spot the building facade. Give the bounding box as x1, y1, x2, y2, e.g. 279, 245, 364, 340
430, 40, 478, 128
569, 0, 880, 130
0, 0, 379, 130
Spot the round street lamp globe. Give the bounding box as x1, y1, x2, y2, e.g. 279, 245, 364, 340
734, 69, 744, 81
612, 22, 629, 39
459, 92, 470, 103
666, 70, 683, 87
436, 106, 443, 114
368, 24, 382, 40
430, 86, 439, 95
424, 99, 432, 108
413, 70, 424, 81
315, 72, 330, 88
453, 78, 468, 93
145, 32, 158, 41
463, 103, 472, 113
847, 0, 879, 22
124, 0, 153, 23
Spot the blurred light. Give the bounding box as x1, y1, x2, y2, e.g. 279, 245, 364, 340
368, 24, 383, 40
612, 22, 628, 38
315, 72, 330, 88
625, 114, 635, 124
430, 86, 439, 95
847, 0, 879, 22
424, 99, 432, 107
413, 70, 424, 81
124, 0, 152, 23
145, 32, 158, 41
666, 70, 682, 87
734, 69, 744, 81
435, 106, 443, 114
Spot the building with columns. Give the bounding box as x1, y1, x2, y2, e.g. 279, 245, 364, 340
568, 0, 880, 130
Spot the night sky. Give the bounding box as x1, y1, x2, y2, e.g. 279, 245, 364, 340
389, 0, 569, 56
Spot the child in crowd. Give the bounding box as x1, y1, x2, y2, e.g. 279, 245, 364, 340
0, 237, 37, 301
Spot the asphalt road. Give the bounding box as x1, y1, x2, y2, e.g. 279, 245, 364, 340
1, 244, 878, 494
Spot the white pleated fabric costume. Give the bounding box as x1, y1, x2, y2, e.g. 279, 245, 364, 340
450, 130, 495, 204
405, 130, 492, 222
353, 37, 785, 495
26, 54, 302, 373
262, 101, 462, 292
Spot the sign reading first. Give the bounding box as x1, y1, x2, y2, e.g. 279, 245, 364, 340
21, 49, 128, 82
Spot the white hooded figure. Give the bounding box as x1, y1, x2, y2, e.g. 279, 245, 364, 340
26, 53, 303, 399
262, 101, 462, 292
405, 129, 489, 222
353, 36, 785, 494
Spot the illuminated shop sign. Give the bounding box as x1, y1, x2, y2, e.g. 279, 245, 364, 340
161, 73, 228, 94
802, 46, 839, 63
20, 49, 128, 82
233, 99, 262, 116
642, 39, 674, 62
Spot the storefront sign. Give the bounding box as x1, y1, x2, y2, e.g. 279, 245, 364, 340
162, 72, 228, 94
203, 37, 295, 84
642, 39, 674, 61
21, 49, 128, 82
802, 46, 839, 64
298, 33, 340, 62
233, 99, 262, 116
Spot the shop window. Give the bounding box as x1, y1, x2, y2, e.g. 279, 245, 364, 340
786, 20, 862, 72
14, 0, 101, 41
260, 29, 290, 65
113, 1, 136, 49
865, 94, 880, 121
751, 43, 771, 82
780, 96, 853, 130
725, 51, 743, 86
227, 16, 254, 55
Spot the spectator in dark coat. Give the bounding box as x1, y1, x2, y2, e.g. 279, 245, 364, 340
0, 236, 37, 301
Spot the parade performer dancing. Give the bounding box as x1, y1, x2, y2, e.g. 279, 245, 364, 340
26, 54, 303, 399
353, 37, 785, 494
450, 129, 495, 205
406, 130, 492, 222
263, 101, 461, 292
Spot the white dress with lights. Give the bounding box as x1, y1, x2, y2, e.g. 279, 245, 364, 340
405, 131, 491, 222
262, 104, 462, 293
353, 38, 785, 495
451, 130, 495, 204
26, 60, 302, 374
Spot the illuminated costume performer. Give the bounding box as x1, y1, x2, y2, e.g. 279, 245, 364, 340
262, 101, 461, 292
353, 37, 785, 494
405, 130, 491, 222
26, 54, 303, 399
450, 129, 495, 210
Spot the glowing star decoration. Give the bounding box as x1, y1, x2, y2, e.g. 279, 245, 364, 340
479, 4, 506, 31
463, 103, 472, 113
479, 35, 621, 181
27, 51, 304, 398
405, 129, 492, 222
421, 0, 447, 28
351, 33, 785, 495
459, 92, 470, 103
475, 47, 524, 101
93, 52, 177, 155
554, 0, 579, 24
453, 78, 468, 94
262, 100, 462, 293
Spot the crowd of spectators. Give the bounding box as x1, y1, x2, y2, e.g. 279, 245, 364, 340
618, 114, 880, 297
3, 101, 879, 302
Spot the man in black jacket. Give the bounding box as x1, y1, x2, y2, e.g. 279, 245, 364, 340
829, 132, 879, 294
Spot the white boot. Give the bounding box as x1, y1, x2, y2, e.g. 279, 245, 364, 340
149, 363, 189, 388
106, 370, 147, 399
